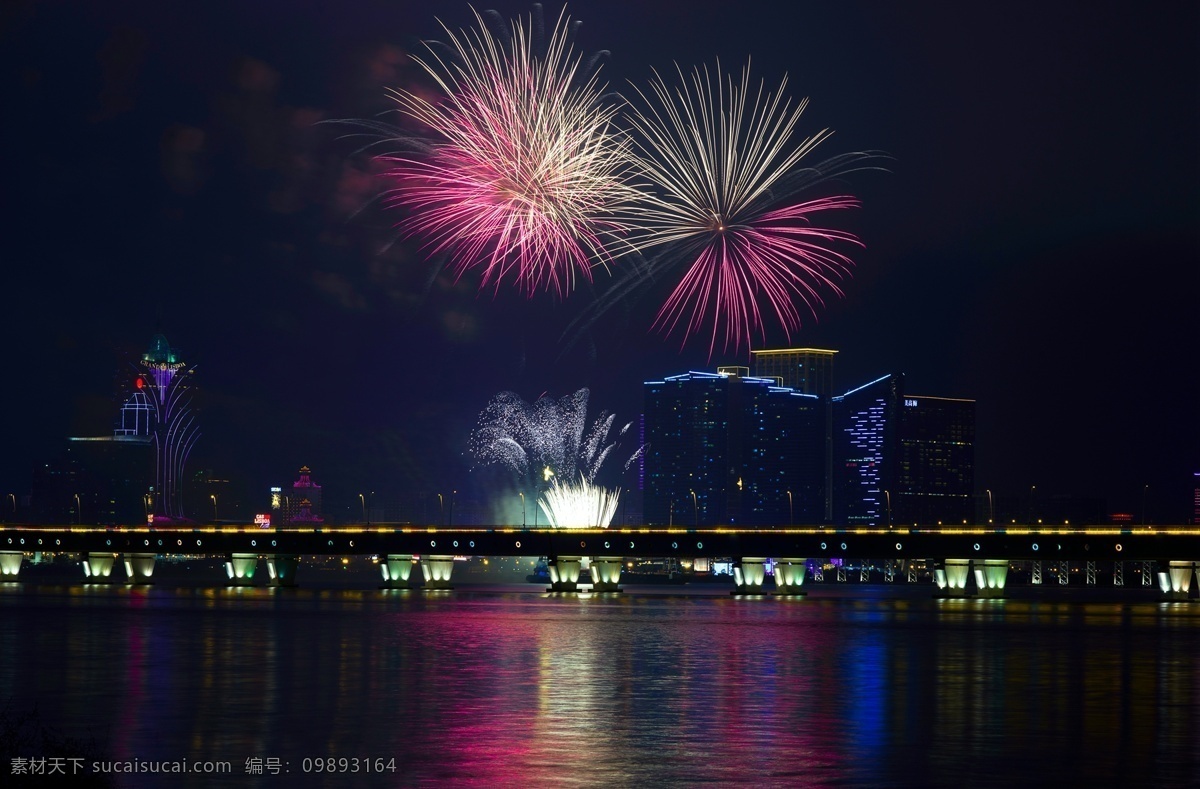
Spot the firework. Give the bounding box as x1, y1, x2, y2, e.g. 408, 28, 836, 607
469, 387, 642, 527
381, 6, 637, 297
623, 63, 865, 356
537, 476, 620, 529
469, 388, 638, 483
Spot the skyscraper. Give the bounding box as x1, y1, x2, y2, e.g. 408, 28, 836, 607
833, 375, 976, 527
752, 347, 836, 520
895, 395, 975, 525
1193, 472, 1199, 525
32, 335, 187, 525
643, 369, 824, 527
750, 348, 836, 396
138, 334, 200, 521
288, 466, 323, 524
833, 374, 903, 526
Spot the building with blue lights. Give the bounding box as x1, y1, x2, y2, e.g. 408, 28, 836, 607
833, 374, 903, 526
834, 376, 976, 526
642, 369, 825, 527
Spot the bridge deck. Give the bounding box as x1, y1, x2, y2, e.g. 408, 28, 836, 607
3, 525, 1197, 561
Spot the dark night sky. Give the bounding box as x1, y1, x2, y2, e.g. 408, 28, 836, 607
2, 1, 1196, 520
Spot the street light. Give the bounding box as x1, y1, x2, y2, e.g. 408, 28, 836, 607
449, 490, 457, 527
518, 492, 526, 527
690, 490, 698, 527
6, 493, 15, 516
359, 493, 367, 523
73, 493, 81, 525
884, 490, 892, 528
210, 494, 218, 521
1142, 484, 1149, 527
786, 490, 793, 527
1029, 485, 1037, 523
986, 489, 994, 524
437, 493, 444, 526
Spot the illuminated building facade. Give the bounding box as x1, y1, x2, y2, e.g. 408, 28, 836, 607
834, 374, 903, 526
834, 375, 977, 526
272, 466, 324, 525
643, 370, 824, 527
1194, 472, 1200, 524
27, 334, 200, 525
894, 395, 975, 525
752, 348, 837, 521
751, 347, 836, 396
138, 334, 200, 521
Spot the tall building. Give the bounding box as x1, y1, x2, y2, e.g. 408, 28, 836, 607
833, 375, 977, 526
1192, 472, 1199, 525
643, 369, 824, 527
27, 334, 198, 525
752, 348, 836, 521
272, 466, 324, 525
290, 465, 323, 521
750, 348, 836, 396
138, 334, 200, 521
833, 374, 903, 526
895, 395, 975, 525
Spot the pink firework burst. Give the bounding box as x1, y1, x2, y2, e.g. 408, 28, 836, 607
625, 62, 863, 356
381, 6, 637, 297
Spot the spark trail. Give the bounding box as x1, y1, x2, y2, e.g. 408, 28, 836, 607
623, 62, 866, 356
469, 388, 642, 528
381, 5, 637, 297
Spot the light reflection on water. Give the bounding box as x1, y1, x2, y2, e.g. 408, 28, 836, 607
1, 584, 1198, 787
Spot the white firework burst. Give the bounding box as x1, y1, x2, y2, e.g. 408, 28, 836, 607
537, 476, 621, 529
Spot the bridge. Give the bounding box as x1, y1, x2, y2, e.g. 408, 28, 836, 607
1, 524, 1198, 599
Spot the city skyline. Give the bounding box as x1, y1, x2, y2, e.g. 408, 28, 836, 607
2, 1, 1195, 521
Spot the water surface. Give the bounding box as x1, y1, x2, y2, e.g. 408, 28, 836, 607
2, 580, 1197, 787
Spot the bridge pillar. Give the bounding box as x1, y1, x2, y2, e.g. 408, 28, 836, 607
266, 555, 300, 587
934, 559, 970, 598
547, 556, 583, 592
82, 552, 118, 582
589, 557, 623, 593
0, 551, 22, 579
972, 559, 1008, 599
733, 557, 768, 595
420, 555, 455, 590
225, 553, 259, 586
123, 553, 156, 584
381, 554, 416, 589
773, 558, 808, 596
1158, 561, 1196, 601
